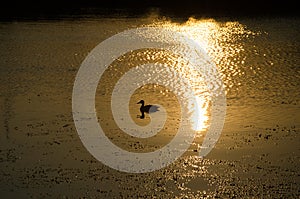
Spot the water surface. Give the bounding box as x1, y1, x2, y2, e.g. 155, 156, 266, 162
0, 16, 299, 198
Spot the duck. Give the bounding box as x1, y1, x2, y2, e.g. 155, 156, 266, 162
137, 100, 159, 119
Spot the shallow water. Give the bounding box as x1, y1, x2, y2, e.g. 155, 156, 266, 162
0, 16, 299, 198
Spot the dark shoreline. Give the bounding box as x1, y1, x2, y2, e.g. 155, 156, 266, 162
0, 0, 299, 21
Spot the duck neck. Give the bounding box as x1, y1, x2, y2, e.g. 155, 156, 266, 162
140, 101, 144, 107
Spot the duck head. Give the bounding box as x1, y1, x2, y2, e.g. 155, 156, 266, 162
137, 100, 144, 104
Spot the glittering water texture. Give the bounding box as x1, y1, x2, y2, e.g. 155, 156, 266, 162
0, 16, 299, 198
151, 18, 261, 93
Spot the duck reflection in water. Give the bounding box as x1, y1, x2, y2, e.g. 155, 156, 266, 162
137, 100, 159, 119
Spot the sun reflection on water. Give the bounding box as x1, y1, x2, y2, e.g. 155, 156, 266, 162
148, 17, 259, 92
138, 18, 258, 133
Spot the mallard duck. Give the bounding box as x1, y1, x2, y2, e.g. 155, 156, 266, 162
137, 100, 159, 119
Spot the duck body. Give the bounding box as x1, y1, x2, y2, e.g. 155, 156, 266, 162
140, 104, 152, 113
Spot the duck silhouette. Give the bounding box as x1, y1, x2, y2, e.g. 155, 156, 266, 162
137, 100, 159, 119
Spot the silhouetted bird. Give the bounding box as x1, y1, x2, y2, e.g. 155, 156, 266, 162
137, 100, 159, 119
